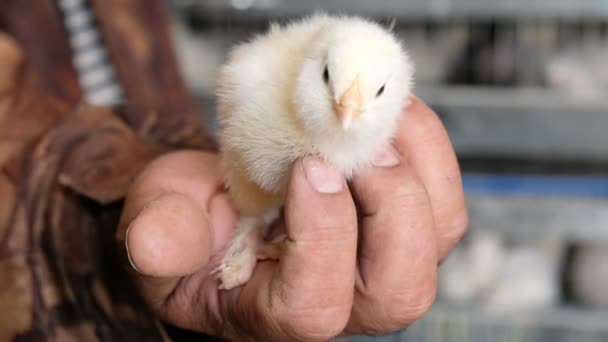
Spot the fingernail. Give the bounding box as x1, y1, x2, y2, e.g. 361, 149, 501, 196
373, 145, 401, 167
125, 223, 144, 274
302, 156, 343, 194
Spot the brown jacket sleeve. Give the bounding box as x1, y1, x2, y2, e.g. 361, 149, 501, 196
0, 0, 215, 340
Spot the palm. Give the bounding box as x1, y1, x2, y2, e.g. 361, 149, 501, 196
118, 98, 468, 341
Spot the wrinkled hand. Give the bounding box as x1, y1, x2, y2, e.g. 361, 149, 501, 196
116, 97, 468, 341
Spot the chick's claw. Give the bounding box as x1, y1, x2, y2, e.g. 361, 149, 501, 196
212, 248, 257, 291
212, 217, 266, 290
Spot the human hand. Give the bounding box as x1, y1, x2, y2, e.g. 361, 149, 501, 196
116, 96, 467, 341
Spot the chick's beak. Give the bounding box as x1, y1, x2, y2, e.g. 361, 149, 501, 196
333, 75, 362, 130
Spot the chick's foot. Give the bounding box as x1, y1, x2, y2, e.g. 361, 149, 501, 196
211, 218, 285, 290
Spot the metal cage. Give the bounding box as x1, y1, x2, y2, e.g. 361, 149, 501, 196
167, 1, 608, 341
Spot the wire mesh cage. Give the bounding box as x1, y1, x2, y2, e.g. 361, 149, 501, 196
341, 305, 608, 342
166, 1, 608, 341
169, 0, 608, 160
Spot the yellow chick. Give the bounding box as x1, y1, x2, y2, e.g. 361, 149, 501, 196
213, 14, 414, 290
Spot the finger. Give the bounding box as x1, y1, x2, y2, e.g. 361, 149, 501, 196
256, 157, 358, 341
123, 192, 213, 307
397, 96, 468, 259
117, 151, 237, 309
348, 146, 438, 334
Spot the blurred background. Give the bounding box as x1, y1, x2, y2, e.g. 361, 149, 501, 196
165, 1, 608, 341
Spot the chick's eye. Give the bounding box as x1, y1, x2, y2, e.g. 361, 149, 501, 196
376, 84, 386, 97
323, 66, 330, 83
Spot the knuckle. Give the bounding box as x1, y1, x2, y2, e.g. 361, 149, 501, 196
414, 110, 450, 145
305, 206, 358, 242
360, 287, 436, 334
438, 208, 469, 255
392, 186, 430, 213
448, 209, 469, 240
388, 290, 434, 322
397, 288, 436, 322
276, 305, 350, 341
317, 210, 357, 235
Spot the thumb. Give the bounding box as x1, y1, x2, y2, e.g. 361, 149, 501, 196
265, 157, 358, 338
119, 192, 213, 307
124, 192, 213, 278
115, 151, 229, 310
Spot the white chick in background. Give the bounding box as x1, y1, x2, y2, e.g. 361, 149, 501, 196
481, 238, 563, 314
439, 231, 564, 314
546, 42, 608, 100
213, 14, 414, 290
439, 230, 504, 304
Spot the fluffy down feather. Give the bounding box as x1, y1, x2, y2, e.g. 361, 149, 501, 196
213, 14, 414, 290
